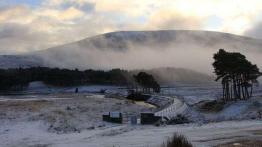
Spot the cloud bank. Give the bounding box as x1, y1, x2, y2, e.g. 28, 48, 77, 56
1, 0, 262, 54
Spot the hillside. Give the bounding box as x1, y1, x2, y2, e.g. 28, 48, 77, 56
0, 30, 261, 84
31, 30, 262, 71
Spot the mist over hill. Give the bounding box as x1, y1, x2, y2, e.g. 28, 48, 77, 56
34, 30, 262, 72
133, 67, 215, 85
0, 30, 262, 84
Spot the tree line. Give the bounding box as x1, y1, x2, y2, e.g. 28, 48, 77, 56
0, 49, 260, 100
0, 67, 160, 93
213, 49, 261, 101
0, 67, 132, 90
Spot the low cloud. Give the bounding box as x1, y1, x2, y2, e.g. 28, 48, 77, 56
244, 22, 262, 39
0, 5, 34, 23
38, 7, 84, 21
146, 9, 204, 30
0, 23, 58, 54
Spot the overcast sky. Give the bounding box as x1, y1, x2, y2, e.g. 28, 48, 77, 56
1, 0, 262, 54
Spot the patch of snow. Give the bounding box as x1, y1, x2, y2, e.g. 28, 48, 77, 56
1, 120, 261, 147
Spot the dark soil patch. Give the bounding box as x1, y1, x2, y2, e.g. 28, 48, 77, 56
196, 100, 225, 112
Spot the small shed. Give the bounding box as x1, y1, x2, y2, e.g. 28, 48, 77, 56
140, 112, 161, 124
103, 112, 123, 124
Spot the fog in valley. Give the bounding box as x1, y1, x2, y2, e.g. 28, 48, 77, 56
30, 31, 262, 76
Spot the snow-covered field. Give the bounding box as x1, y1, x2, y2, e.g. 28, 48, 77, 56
0, 84, 261, 147
1, 116, 261, 147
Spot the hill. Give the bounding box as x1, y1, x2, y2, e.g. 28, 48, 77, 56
0, 30, 261, 83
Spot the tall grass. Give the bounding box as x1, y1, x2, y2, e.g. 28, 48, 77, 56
161, 133, 193, 147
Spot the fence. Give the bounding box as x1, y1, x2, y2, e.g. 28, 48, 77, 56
154, 96, 187, 120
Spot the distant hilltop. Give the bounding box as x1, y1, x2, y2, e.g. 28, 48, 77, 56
0, 30, 261, 74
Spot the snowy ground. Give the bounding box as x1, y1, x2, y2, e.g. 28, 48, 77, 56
0, 93, 153, 136
0, 84, 262, 147
1, 119, 261, 147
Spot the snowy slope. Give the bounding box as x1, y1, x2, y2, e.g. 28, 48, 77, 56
0, 55, 44, 69
0, 30, 262, 85
0, 30, 262, 70
32, 30, 262, 71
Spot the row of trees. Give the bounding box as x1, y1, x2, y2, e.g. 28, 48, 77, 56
0, 67, 161, 93
213, 49, 261, 101
0, 67, 131, 91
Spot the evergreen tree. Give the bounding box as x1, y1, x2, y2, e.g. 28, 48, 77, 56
213, 49, 261, 101
133, 72, 160, 93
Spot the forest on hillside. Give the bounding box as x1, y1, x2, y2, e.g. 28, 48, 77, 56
0, 67, 133, 90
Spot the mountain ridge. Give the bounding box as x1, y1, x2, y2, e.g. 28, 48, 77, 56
30, 30, 262, 56
0, 30, 262, 74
